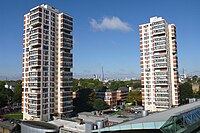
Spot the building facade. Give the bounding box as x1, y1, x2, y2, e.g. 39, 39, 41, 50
104, 91, 117, 108
22, 4, 73, 121
139, 17, 179, 112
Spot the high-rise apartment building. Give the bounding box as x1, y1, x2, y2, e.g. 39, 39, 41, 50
139, 17, 179, 112
22, 4, 73, 121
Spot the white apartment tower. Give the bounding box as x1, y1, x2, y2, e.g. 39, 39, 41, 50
22, 4, 73, 121
139, 17, 179, 112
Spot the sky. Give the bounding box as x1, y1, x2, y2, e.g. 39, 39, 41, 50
0, 0, 200, 80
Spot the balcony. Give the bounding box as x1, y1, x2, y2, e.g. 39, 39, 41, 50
155, 81, 168, 85
156, 88, 168, 94
30, 18, 42, 26
154, 59, 167, 64
60, 53, 72, 58
156, 102, 169, 107
153, 28, 165, 35
154, 42, 166, 47
156, 93, 169, 98
60, 63, 73, 68
60, 81, 72, 88
30, 13, 42, 20
61, 24, 73, 32
29, 34, 41, 42
29, 61, 41, 67
28, 94, 38, 99
61, 43, 73, 49
28, 83, 41, 88
29, 55, 41, 61
154, 46, 167, 52
30, 7, 42, 15
154, 63, 167, 68
28, 99, 40, 105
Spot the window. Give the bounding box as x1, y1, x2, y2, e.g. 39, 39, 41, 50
43, 25, 49, 29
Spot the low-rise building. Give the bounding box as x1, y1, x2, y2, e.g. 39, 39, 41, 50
192, 83, 200, 92
104, 91, 117, 108
73, 88, 129, 108
116, 88, 129, 105
0, 119, 21, 133
4, 81, 18, 91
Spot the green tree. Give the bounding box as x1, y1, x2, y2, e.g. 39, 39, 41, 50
0, 81, 6, 89
12, 82, 22, 103
0, 81, 13, 107
93, 98, 109, 111
109, 81, 126, 91
71, 79, 79, 91
194, 90, 200, 98
192, 75, 198, 83
0, 93, 8, 107
179, 82, 193, 104
132, 81, 142, 89
73, 88, 96, 113
127, 90, 142, 106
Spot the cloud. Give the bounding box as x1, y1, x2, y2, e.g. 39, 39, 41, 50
90, 16, 132, 32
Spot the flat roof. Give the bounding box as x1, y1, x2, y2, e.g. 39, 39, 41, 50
49, 119, 85, 133
22, 121, 58, 130
0, 121, 16, 130
118, 101, 200, 125
93, 101, 200, 132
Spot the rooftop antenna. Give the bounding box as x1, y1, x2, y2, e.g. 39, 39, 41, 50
101, 66, 104, 82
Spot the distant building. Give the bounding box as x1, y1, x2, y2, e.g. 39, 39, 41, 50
139, 16, 179, 112
22, 4, 73, 121
116, 88, 129, 105
179, 69, 187, 83
73, 88, 129, 108
5, 81, 18, 91
192, 83, 200, 92
104, 91, 117, 108
103, 88, 129, 107
179, 74, 186, 83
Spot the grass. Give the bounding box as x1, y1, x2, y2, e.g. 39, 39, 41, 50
4, 113, 23, 119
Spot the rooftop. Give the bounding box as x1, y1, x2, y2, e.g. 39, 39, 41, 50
22, 121, 58, 130
49, 119, 85, 133
119, 100, 200, 125
0, 120, 16, 131
93, 101, 200, 132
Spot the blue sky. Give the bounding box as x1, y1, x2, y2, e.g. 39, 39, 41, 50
0, 0, 200, 80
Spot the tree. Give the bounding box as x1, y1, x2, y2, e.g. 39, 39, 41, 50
192, 75, 198, 83
0, 82, 13, 106
73, 88, 96, 113
132, 81, 142, 89
71, 78, 104, 91
109, 81, 126, 91
194, 90, 200, 98
0, 81, 6, 89
93, 98, 109, 111
12, 83, 22, 103
0, 93, 8, 107
127, 90, 142, 106
179, 82, 193, 104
